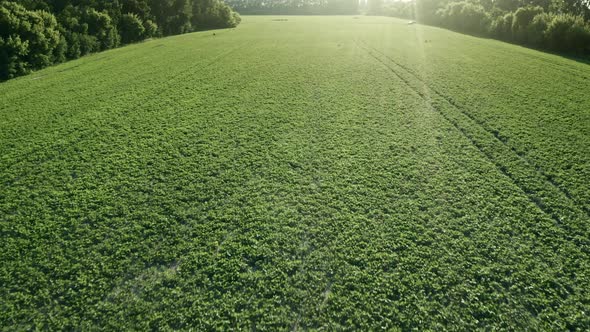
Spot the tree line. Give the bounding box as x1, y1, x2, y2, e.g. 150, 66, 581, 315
225, 0, 359, 15
369, 0, 590, 54
0, 0, 241, 81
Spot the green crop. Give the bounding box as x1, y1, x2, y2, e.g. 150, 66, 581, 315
1, 16, 589, 330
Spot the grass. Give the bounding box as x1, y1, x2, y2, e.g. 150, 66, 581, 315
1, 15, 589, 330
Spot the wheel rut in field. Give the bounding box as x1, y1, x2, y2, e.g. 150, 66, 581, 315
360, 38, 586, 215
356, 40, 590, 242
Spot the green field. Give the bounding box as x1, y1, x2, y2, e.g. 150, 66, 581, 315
1, 15, 589, 330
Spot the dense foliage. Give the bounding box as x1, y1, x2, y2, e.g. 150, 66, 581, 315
371, 0, 590, 54
1, 16, 589, 330
0, 0, 240, 81
0, 2, 62, 79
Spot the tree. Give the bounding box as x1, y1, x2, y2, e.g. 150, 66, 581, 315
512, 5, 544, 42
0, 35, 28, 80
149, 0, 193, 35
192, 0, 241, 29
490, 12, 515, 39
494, 0, 521, 12
437, 1, 490, 34
558, 0, 590, 20
56, 5, 118, 57
120, 0, 152, 19
143, 19, 159, 37
84, 8, 119, 51
119, 13, 145, 44
545, 13, 590, 52
0, 2, 61, 80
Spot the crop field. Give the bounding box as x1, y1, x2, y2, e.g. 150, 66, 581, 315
1, 15, 589, 330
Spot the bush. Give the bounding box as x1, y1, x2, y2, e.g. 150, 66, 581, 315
83, 8, 119, 51
437, 2, 463, 29
79, 33, 99, 55
459, 2, 490, 34
512, 6, 544, 43
0, 35, 28, 79
490, 13, 514, 40
545, 14, 590, 53
527, 13, 551, 46
150, 0, 193, 35
53, 34, 68, 63
0, 2, 61, 80
437, 2, 490, 35
192, 0, 241, 29
119, 13, 145, 44
143, 19, 159, 38
56, 6, 123, 58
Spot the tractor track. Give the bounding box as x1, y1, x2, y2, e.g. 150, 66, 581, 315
357, 39, 590, 242
360, 37, 585, 212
